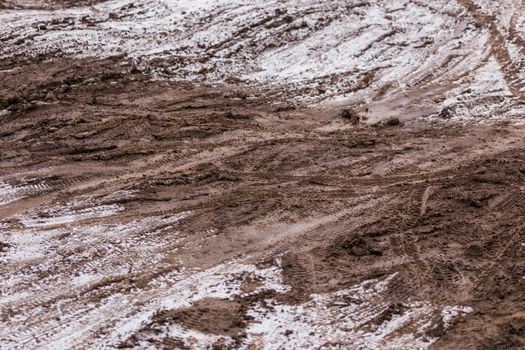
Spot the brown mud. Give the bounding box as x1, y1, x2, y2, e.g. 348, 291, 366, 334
1, 55, 524, 348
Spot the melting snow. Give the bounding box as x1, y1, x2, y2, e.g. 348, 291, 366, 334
17, 204, 123, 228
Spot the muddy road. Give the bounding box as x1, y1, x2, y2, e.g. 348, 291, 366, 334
1, 0, 525, 349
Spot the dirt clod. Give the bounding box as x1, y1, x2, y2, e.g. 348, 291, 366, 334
341, 108, 361, 124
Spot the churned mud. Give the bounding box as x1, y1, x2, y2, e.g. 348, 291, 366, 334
1, 0, 525, 349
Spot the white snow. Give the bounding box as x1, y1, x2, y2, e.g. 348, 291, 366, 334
17, 204, 122, 228
241, 273, 466, 350
1, 0, 520, 116
0, 178, 53, 206
441, 306, 473, 329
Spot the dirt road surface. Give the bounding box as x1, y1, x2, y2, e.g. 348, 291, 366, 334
1, 1, 525, 349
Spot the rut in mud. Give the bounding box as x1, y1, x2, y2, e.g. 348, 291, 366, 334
0, 57, 524, 349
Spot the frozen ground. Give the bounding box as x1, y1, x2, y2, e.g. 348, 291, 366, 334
2, 0, 525, 120
1, 0, 525, 349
